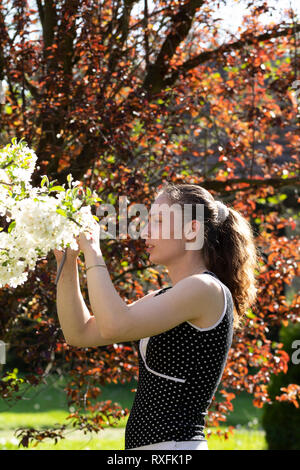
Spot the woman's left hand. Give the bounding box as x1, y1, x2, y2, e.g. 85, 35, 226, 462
76, 222, 101, 254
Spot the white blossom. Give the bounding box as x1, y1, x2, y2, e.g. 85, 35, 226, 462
0, 139, 100, 288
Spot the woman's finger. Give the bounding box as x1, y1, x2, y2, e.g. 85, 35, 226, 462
54, 248, 64, 260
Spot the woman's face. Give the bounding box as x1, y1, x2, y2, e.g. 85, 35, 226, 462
140, 193, 187, 265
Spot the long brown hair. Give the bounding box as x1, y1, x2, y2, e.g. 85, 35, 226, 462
157, 182, 259, 330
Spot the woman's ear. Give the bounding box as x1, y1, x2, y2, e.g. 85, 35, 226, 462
184, 219, 201, 240
183, 219, 204, 251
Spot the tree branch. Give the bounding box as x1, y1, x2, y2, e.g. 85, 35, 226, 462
142, 0, 205, 94
23, 73, 40, 99
102, 0, 138, 85
36, 0, 44, 28
42, 0, 57, 53
199, 176, 300, 192
162, 23, 300, 90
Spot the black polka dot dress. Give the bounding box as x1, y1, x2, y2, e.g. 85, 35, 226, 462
124, 270, 234, 450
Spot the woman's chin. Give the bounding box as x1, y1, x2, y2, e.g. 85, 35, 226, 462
148, 250, 156, 260
149, 251, 162, 264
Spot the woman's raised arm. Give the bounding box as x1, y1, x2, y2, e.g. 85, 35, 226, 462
55, 248, 115, 348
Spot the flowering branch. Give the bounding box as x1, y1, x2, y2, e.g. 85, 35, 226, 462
0, 137, 102, 288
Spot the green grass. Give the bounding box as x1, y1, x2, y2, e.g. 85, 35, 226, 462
0, 373, 266, 450
0, 427, 266, 450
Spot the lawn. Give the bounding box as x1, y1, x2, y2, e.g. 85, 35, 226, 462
0, 373, 267, 450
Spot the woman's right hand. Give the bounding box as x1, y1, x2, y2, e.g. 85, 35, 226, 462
53, 248, 65, 264
54, 244, 80, 265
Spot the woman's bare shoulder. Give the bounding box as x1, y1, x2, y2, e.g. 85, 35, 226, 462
187, 274, 225, 329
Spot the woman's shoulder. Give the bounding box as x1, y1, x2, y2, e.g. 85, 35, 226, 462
184, 272, 229, 330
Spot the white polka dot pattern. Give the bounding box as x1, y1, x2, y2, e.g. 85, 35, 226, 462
125, 270, 234, 449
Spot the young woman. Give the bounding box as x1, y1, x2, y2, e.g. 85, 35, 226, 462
54, 182, 258, 450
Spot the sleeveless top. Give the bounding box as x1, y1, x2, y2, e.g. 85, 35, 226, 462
124, 270, 234, 450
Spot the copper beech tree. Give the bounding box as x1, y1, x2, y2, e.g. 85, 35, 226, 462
0, 0, 299, 447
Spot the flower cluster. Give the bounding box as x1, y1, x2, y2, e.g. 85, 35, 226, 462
0, 138, 101, 288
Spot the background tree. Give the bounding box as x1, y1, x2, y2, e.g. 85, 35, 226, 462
262, 322, 300, 450
0, 0, 299, 447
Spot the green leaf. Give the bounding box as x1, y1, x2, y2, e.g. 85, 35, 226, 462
56, 208, 67, 217
49, 186, 65, 192
4, 104, 12, 115
8, 220, 16, 233
67, 174, 73, 188
246, 310, 256, 319
72, 187, 80, 198
40, 175, 49, 188
267, 196, 278, 204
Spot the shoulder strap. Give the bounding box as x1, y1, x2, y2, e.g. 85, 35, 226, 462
154, 286, 172, 296
202, 270, 219, 279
